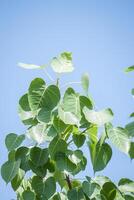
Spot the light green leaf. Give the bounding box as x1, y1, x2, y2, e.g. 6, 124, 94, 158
82, 181, 100, 198
49, 135, 67, 159
30, 147, 48, 167
22, 190, 36, 200
26, 123, 50, 144
124, 65, 134, 73
81, 73, 89, 95
5, 133, 25, 151
37, 108, 51, 123
118, 178, 134, 193
18, 62, 44, 69
106, 124, 131, 154
1, 160, 20, 184
125, 121, 134, 137
51, 52, 74, 73
83, 107, 113, 126
58, 106, 80, 126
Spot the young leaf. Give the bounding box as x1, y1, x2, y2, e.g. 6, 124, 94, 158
1, 160, 20, 184
83, 107, 113, 126
18, 62, 44, 69
125, 121, 134, 137
106, 124, 131, 154
51, 52, 74, 73
5, 133, 25, 151
124, 65, 134, 73
81, 73, 89, 95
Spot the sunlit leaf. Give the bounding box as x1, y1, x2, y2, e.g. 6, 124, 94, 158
51, 52, 74, 73
18, 62, 44, 69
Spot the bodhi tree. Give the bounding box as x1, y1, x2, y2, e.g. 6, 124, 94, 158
1, 52, 134, 200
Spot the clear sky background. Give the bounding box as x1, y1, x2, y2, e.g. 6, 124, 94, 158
0, 0, 134, 199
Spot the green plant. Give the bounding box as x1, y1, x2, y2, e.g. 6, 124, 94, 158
1, 52, 134, 200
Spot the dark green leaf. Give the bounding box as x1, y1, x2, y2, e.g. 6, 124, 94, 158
124, 65, 134, 73
1, 160, 20, 184
11, 169, 25, 191
30, 147, 48, 167
19, 93, 31, 111
73, 134, 86, 148
49, 136, 67, 159
22, 190, 36, 200
5, 133, 25, 151
67, 188, 85, 200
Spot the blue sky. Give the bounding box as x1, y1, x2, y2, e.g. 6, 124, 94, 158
0, 0, 134, 199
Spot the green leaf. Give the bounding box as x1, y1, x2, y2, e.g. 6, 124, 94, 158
67, 188, 85, 200
55, 152, 76, 173
124, 65, 134, 73
37, 108, 52, 123
129, 142, 134, 159
18, 105, 37, 126
73, 134, 86, 148
5, 133, 25, 151
28, 78, 60, 112
11, 169, 25, 191
18, 62, 44, 69
1, 160, 20, 184
81, 73, 89, 95
28, 160, 47, 178
118, 178, 134, 193
83, 107, 113, 126
32, 176, 56, 198
51, 52, 74, 73
15, 147, 30, 172
58, 106, 80, 126
125, 121, 134, 137
130, 112, 134, 118
82, 181, 100, 198
101, 182, 117, 200
19, 94, 31, 111
106, 124, 131, 154
88, 141, 112, 173
30, 147, 48, 167
22, 190, 36, 200
49, 135, 67, 159
28, 78, 46, 111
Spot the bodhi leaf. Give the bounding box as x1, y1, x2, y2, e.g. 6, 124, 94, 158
28, 78, 60, 111
19, 94, 31, 111
1, 160, 20, 184
106, 123, 131, 154
125, 121, 134, 137
49, 135, 67, 159
88, 141, 112, 173
11, 169, 25, 191
81, 73, 89, 95
22, 190, 36, 200
73, 134, 86, 148
129, 142, 134, 159
5, 133, 25, 151
83, 107, 113, 126
29, 147, 48, 167
118, 178, 134, 193
67, 188, 85, 200
15, 147, 30, 172
18, 62, 44, 69
26, 123, 51, 144
124, 65, 134, 73
101, 182, 117, 200
31, 176, 56, 199
51, 52, 74, 73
